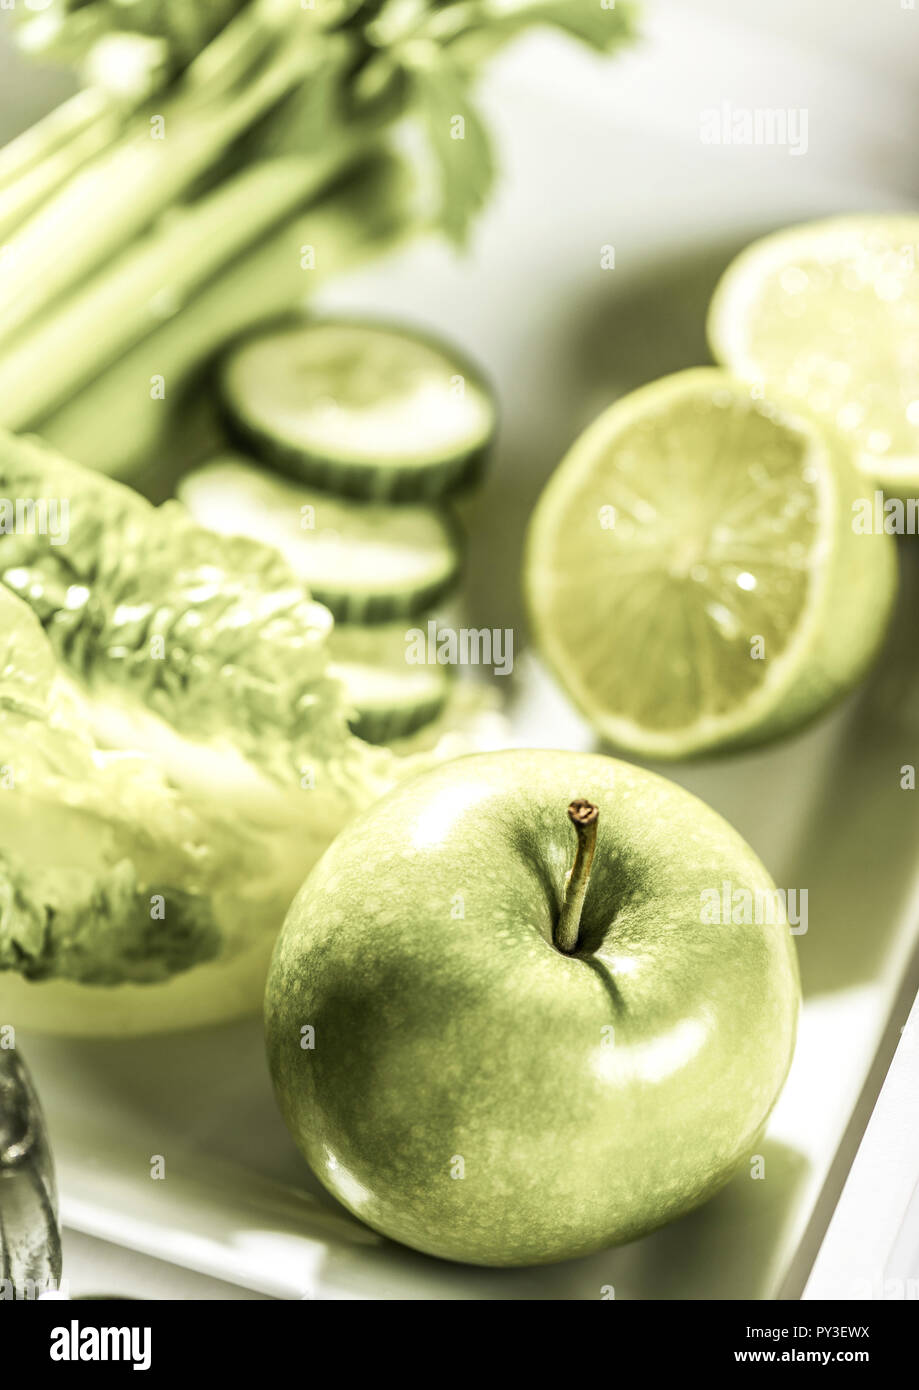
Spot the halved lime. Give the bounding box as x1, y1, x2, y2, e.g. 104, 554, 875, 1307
708, 216, 919, 496
524, 369, 896, 759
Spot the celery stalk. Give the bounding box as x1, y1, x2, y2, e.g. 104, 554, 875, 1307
0, 151, 356, 429
177, 0, 306, 101
0, 111, 123, 245
0, 33, 317, 349
35, 154, 413, 487
0, 88, 112, 194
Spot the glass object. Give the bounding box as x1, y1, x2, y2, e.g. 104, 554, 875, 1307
0, 1048, 62, 1299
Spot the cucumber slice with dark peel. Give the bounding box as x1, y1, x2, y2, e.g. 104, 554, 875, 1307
177, 455, 462, 624
328, 622, 453, 744
217, 318, 496, 501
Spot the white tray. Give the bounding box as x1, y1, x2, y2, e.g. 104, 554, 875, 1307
12, 7, 919, 1299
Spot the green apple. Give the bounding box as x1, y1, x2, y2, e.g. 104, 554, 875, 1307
265, 749, 799, 1266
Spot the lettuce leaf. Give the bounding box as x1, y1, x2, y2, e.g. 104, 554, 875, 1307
0, 431, 396, 992
0, 851, 222, 986
0, 585, 221, 983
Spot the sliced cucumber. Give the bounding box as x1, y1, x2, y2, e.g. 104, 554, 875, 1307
177, 454, 462, 624
327, 622, 453, 744
218, 318, 496, 501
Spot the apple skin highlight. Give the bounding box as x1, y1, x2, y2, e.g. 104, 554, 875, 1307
266, 749, 800, 1267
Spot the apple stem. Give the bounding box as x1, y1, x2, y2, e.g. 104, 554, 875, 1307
555, 799, 599, 954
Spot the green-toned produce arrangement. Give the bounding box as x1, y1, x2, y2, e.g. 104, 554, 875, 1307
0, 1, 916, 1293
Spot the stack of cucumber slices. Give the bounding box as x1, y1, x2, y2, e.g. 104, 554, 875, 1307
179, 318, 496, 744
